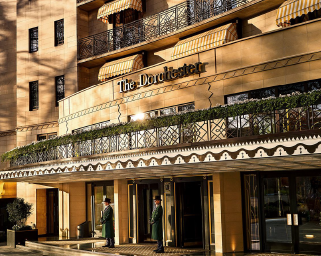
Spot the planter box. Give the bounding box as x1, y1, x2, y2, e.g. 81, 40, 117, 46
7, 229, 38, 248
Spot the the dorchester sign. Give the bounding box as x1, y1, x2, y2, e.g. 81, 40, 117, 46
118, 62, 205, 93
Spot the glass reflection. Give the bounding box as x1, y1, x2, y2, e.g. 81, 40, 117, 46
264, 177, 291, 243
296, 176, 321, 244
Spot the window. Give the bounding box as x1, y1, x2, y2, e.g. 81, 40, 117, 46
225, 79, 321, 105
55, 75, 65, 106
37, 133, 57, 141
55, 19, 64, 46
72, 121, 110, 134
29, 27, 38, 53
29, 81, 39, 111
129, 102, 195, 121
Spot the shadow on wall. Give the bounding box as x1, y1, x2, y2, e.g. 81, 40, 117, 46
242, 20, 263, 37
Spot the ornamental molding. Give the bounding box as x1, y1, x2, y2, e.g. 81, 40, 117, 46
16, 122, 59, 132
0, 130, 16, 138
2, 134, 321, 181
59, 50, 321, 124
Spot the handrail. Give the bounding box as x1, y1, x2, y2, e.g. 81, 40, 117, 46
78, 0, 251, 60
9, 103, 321, 166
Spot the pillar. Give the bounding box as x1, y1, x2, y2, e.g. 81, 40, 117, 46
114, 179, 129, 245
213, 172, 244, 253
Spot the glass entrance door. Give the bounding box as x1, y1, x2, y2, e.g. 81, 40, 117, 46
296, 176, 321, 253
263, 177, 293, 252
91, 183, 114, 237
261, 173, 321, 254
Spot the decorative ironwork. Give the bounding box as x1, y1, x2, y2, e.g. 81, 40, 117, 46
29, 27, 38, 53
55, 75, 65, 106
29, 81, 39, 111
78, 0, 252, 59
55, 19, 64, 46
10, 103, 321, 166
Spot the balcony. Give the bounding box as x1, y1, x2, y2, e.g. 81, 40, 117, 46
3, 91, 321, 167
78, 0, 284, 67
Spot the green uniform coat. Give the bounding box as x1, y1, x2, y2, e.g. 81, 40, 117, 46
151, 205, 163, 241
101, 205, 115, 238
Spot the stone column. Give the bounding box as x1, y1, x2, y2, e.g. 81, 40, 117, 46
114, 179, 129, 245
213, 172, 244, 253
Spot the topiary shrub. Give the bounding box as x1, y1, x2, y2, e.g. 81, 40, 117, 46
6, 198, 33, 231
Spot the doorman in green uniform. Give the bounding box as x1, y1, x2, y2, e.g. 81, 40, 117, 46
151, 195, 164, 253
100, 198, 115, 248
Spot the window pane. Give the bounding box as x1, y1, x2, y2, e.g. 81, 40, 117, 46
55, 75, 65, 106
55, 19, 64, 46
29, 27, 38, 53
226, 93, 249, 104
29, 81, 39, 110
178, 103, 195, 112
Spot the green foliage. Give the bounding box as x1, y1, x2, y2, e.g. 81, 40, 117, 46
6, 198, 33, 230
1, 89, 321, 162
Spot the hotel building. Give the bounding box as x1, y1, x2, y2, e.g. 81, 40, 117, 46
1, 0, 321, 254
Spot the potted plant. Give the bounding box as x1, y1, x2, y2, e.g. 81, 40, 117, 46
6, 198, 38, 248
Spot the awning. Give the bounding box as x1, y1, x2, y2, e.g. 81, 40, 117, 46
276, 0, 321, 27
98, 54, 144, 81
171, 23, 238, 60
97, 0, 143, 23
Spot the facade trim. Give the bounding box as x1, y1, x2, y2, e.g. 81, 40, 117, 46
59, 49, 321, 124
3, 134, 321, 181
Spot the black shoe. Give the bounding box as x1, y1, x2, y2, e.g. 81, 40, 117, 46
156, 249, 164, 253
109, 245, 115, 248
102, 245, 109, 247
153, 249, 158, 252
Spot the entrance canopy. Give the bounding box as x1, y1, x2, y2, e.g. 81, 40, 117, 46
97, 0, 143, 23
2, 133, 321, 184
171, 23, 237, 59
276, 0, 321, 27
98, 54, 144, 81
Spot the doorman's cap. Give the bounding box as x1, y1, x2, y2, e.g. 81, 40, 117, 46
103, 198, 111, 203
153, 195, 162, 201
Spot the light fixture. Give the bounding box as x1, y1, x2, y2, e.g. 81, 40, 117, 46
131, 113, 145, 121
305, 235, 314, 239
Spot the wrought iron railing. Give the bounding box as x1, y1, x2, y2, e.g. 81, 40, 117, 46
10, 104, 321, 166
78, 0, 251, 60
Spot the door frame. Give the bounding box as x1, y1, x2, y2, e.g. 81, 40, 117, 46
88, 181, 114, 237
242, 170, 321, 254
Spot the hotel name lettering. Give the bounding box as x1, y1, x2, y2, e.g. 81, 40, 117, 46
118, 62, 205, 93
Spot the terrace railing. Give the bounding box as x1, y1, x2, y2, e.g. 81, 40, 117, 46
10, 104, 321, 166
78, 0, 251, 60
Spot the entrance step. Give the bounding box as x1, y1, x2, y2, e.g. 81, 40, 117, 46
25, 241, 119, 256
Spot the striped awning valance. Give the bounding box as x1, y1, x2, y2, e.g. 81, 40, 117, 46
171, 23, 238, 60
98, 54, 144, 81
276, 0, 321, 27
97, 0, 143, 23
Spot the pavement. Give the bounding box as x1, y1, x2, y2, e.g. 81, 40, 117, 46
0, 241, 318, 256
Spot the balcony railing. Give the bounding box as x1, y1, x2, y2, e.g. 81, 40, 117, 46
78, 0, 251, 60
9, 103, 321, 167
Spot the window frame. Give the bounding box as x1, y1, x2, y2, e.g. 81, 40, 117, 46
37, 133, 57, 141
54, 19, 64, 46
29, 80, 39, 111
55, 75, 65, 107
29, 27, 38, 53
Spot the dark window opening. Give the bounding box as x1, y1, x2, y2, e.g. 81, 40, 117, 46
29, 81, 39, 111
72, 121, 110, 134
29, 27, 38, 53
55, 75, 65, 106
55, 19, 64, 46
